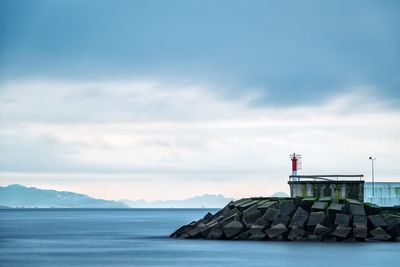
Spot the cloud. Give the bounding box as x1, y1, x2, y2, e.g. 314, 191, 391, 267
0, 80, 399, 199
1, 1, 399, 200
1, 1, 399, 104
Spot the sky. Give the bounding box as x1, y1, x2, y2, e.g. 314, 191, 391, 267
0, 0, 399, 200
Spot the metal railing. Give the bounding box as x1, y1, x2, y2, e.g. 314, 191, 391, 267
289, 174, 364, 181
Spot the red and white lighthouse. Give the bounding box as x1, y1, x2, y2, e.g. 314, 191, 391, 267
290, 153, 302, 178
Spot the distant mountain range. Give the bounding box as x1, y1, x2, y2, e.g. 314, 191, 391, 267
271, 191, 289, 198
0, 184, 128, 208
120, 192, 289, 208
120, 194, 235, 208
0, 184, 288, 208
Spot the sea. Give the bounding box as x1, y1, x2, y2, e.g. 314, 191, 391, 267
0, 209, 399, 267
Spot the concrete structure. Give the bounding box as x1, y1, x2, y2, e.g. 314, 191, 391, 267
288, 178, 364, 202
364, 182, 400, 206
172, 196, 400, 242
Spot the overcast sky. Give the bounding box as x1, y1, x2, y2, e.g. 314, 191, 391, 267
1, 0, 399, 200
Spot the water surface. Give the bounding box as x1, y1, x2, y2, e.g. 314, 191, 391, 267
0, 209, 399, 266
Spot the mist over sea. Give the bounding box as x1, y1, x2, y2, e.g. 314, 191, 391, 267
1, 209, 399, 267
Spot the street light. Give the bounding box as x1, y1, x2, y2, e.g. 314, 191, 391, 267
369, 156, 376, 196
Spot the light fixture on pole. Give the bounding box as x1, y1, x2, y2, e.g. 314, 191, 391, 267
369, 156, 376, 196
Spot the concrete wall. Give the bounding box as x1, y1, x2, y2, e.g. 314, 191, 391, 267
364, 182, 400, 207
288, 180, 364, 202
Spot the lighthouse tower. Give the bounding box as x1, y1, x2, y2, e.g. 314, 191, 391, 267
290, 153, 302, 180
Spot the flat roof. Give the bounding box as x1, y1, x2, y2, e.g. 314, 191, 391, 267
290, 174, 363, 178
288, 180, 364, 184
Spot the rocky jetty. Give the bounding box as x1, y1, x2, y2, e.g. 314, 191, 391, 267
170, 197, 400, 242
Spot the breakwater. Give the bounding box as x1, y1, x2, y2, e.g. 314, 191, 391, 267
171, 197, 400, 242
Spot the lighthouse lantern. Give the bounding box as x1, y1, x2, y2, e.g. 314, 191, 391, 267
290, 153, 302, 179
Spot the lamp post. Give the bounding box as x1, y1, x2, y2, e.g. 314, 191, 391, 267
369, 156, 376, 196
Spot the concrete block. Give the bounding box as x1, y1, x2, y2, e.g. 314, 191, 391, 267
287, 226, 306, 241
311, 201, 328, 211
219, 208, 242, 226
289, 207, 309, 227
349, 204, 366, 216
272, 213, 291, 226
233, 230, 251, 240
170, 224, 193, 238
203, 212, 214, 223
313, 224, 331, 237
258, 201, 278, 210
353, 224, 367, 240
352, 215, 367, 226
307, 211, 326, 228
265, 223, 288, 239
243, 205, 262, 226
333, 225, 352, 239
187, 223, 208, 238
327, 203, 345, 224
301, 197, 317, 212
253, 218, 270, 228
256, 199, 271, 207
364, 202, 381, 215
318, 196, 332, 203
344, 198, 362, 205
212, 205, 233, 219
384, 215, 400, 231
178, 233, 190, 239
206, 225, 224, 240
249, 224, 264, 235
368, 215, 387, 228
335, 213, 350, 226
278, 199, 295, 216
262, 208, 280, 222
327, 203, 345, 212
239, 199, 261, 211
369, 227, 391, 241
248, 230, 266, 241
384, 216, 400, 238
230, 198, 252, 208
222, 220, 244, 239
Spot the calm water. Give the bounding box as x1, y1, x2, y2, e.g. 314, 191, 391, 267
0, 209, 399, 267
